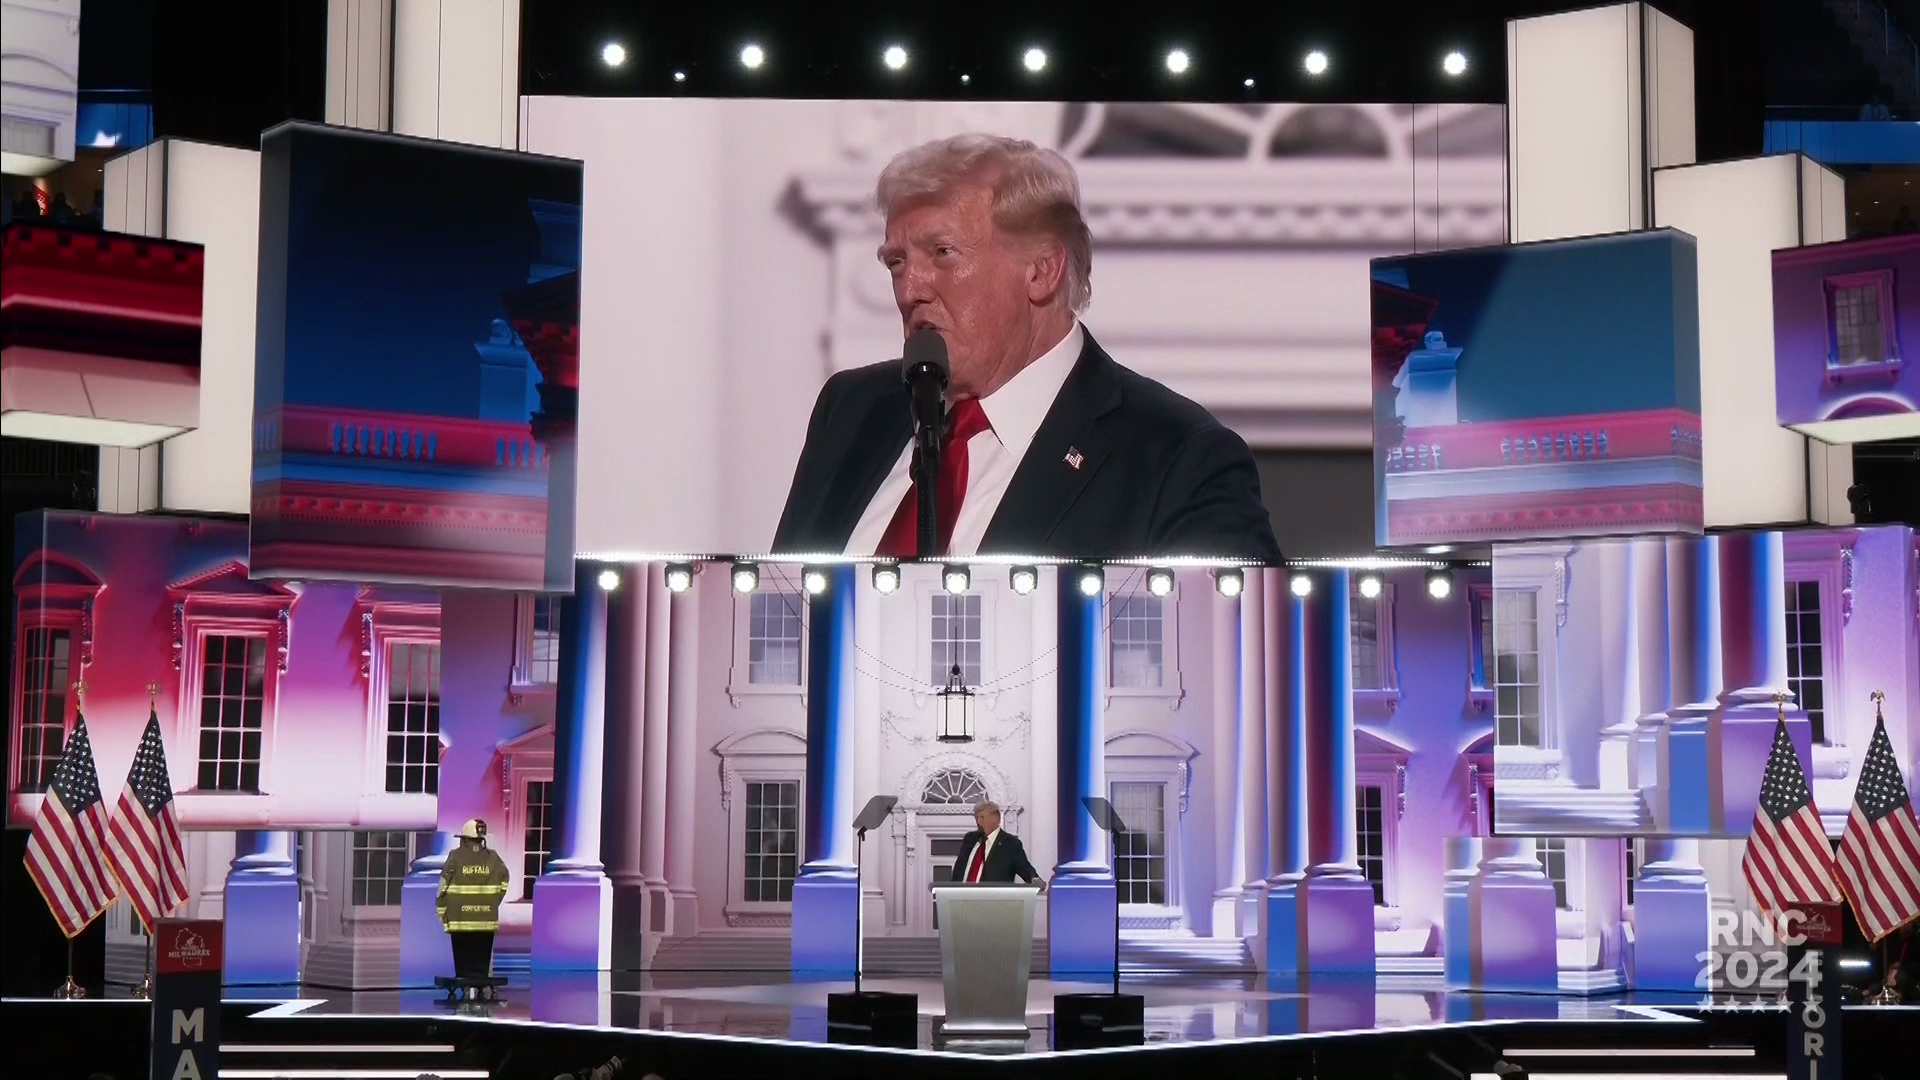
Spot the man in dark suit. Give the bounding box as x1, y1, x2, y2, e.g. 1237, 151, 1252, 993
949, 801, 1043, 888
770, 133, 1283, 564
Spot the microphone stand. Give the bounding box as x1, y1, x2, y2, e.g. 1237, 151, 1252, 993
853, 821, 869, 995
914, 408, 944, 560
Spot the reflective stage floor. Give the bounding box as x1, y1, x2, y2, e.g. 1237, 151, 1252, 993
10, 973, 1917, 1079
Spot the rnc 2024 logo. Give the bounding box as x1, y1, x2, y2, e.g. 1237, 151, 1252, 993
1694, 907, 1837, 989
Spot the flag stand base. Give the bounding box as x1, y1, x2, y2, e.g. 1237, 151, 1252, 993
132, 975, 153, 1000
1866, 982, 1902, 1006
52, 977, 86, 999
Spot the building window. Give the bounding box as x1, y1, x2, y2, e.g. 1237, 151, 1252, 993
1493, 589, 1543, 748
743, 780, 799, 903
1110, 595, 1164, 689
195, 634, 267, 792
1352, 586, 1382, 690
530, 596, 562, 684
350, 830, 425, 908
931, 592, 983, 686
383, 642, 441, 794
17, 627, 72, 793
1357, 784, 1388, 905
1624, 837, 1644, 906
521, 779, 553, 900
748, 593, 803, 686
1785, 580, 1826, 745
922, 768, 989, 806
1829, 280, 1887, 366
1111, 780, 1167, 906
1537, 837, 1571, 910
1468, 584, 1495, 689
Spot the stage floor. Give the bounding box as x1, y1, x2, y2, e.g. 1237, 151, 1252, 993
15, 974, 1916, 1079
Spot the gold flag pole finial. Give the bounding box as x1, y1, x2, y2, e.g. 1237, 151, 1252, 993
1871, 689, 1886, 722
1773, 689, 1790, 720
148, 681, 159, 704
72, 681, 86, 706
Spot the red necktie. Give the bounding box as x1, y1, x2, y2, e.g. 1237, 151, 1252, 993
966, 838, 988, 883
876, 399, 990, 558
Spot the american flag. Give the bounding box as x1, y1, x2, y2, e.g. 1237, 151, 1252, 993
1836, 713, 1920, 943
24, 713, 119, 938
1740, 715, 1840, 917
104, 709, 189, 933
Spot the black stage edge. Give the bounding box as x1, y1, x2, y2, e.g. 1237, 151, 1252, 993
826, 989, 919, 1047
6, 996, 1920, 1080
1052, 991, 1145, 1048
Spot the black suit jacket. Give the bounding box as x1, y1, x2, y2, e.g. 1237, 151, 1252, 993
949, 830, 1041, 884
770, 332, 1284, 562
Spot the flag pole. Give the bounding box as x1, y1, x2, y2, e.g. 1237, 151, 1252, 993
131, 682, 161, 1001
1864, 688, 1904, 1006
53, 682, 88, 999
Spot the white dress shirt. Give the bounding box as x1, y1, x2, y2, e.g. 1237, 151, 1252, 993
967, 828, 1001, 881
844, 322, 1085, 557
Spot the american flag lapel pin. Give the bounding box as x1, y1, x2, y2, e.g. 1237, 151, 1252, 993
1065, 446, 1084, 470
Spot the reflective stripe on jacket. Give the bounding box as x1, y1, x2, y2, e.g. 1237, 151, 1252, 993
437, 845, 511, 932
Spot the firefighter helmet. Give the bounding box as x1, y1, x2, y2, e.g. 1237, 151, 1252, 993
459, 818, 488, 840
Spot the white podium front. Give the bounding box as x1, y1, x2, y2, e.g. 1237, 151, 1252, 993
930, 881, 1040, 1041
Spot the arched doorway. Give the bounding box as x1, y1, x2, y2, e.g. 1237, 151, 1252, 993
890, 756, 1021, 936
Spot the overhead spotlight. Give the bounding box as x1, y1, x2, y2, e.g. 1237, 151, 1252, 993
1146, 567, 1175, 597
871, 563, 901, 595
664, 563, 694, 593
1442, 50, 1468, 76
883, 44, 908, 71
732, 562, 759, 594
1426, 566, 1455, 600
1304, 49, 1329, 76
1215, 568, 1245, 598
1076, 565, 1105, 597
597, 568, 621, 591
672, 70, 686, 83
739, 43, 766, 70
802, 566, 831, 595
943, 565, 971, 594
1289, 572, 1313, 597
1009, 565, 1038, 596
1023, 47, 1048, 72
1165, 48, 1191, 75
601, 42, 627, 68
1357, 572, 1383, 600
960, 73, 971, 84
1243, 77, 1255, 88
1424, 544, 1453, 555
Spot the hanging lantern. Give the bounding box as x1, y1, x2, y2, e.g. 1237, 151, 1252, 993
936, 663, 976, 744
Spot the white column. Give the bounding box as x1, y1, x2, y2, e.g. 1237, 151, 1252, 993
639, 566, 672, 926
97, 446, 161, 513
853, 568, 886, 938
1211, 586, 1245, 938
393, 0, 521, 150
1598, 541, 1641, 790
1237, 573, 1269, 936
1631, 539, 1672, 795
664, 570, 701, 935
1506, 2, 1694, 242
326, 0, 393, 132
1030, 567, 1059, 937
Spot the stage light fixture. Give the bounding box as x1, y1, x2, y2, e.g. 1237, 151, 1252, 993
1215, 568, 1244, 598
732, 562, 759, 594
1357, 572, 1382, 599
1165, 48, 1191, 75
664, 563, 694, 593
601, 42, 627, 68
872, 563, 901, 594
1304, 50, 1329, 75
1009, 565, 1038, 595
1147, 567, 1175, 597
1244, 77, 1255, 88
672, 70, 686, 83
598, 568, 621, 591
1024, 47, 1048, 72
740, 43, 766, 70
1077, 565, 1105, 597
960, 73, 971, 84
802, 567, 831, 595
883, 44, 908, 71
1425, 544, 1453, 555
1426, 566, 1455, 600
1442, 51, 1467, 76
1289, 572, 1313, 597
943, 565, 971, 594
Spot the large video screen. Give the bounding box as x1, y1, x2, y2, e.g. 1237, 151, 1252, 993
1490, 523, 1918, 838
251, 123, 583, 591
521, 98, 1508, 562
1772, 232, 1920, 445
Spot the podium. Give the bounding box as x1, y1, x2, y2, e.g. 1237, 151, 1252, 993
932, 881, 1041, 1042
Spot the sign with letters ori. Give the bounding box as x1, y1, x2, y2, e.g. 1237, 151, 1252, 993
1786, 938, 1843, 1080
151, 919, 222, 1080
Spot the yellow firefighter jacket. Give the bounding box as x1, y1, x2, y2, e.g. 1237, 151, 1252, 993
437, 844, 511, 932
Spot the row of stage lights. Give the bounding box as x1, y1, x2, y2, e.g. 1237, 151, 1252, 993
597, 41, 1473, 86
592, 562, 1458, 602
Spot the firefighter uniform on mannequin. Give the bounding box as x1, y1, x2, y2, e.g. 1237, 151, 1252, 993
438, 819, 510, 989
